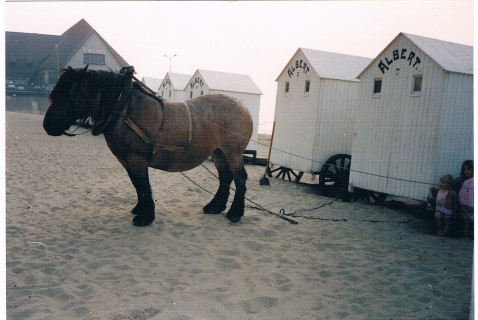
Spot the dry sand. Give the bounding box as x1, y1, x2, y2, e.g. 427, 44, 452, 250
6, 111, 473, 319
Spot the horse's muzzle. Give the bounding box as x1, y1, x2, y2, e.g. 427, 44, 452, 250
43, 118, 69, 136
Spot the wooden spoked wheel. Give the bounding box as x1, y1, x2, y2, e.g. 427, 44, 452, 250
319, 154, 351, 199
270, 166, 304, 183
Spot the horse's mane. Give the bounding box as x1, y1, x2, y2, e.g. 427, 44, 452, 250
80, 69, 164, 110
50, 67, 164, 134
88, 70, 123, 106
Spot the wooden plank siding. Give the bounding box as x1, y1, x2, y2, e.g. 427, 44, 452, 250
271, 57, 319, 172
313, 79, 358, 171
349, 34, 473, 201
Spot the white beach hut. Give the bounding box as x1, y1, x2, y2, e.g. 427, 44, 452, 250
159, 72, 191, 102
269, 48, 371, 186
186, 69, 263, 154
348, 33, 473, 201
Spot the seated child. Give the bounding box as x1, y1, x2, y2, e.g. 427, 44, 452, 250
430, 174, 458, 237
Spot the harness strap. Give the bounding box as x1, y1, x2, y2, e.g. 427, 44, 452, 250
124, 117, 153, 145
98, 69, 191, 152
180, 101, 193, 143
119, 92, 188, 152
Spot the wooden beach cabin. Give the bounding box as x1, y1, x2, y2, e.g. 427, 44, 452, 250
348, 33, 473, 201
159, 72, 191, 102
269, 48, 371, 187
186, 69, 263, 154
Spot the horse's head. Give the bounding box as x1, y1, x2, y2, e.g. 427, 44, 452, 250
43, 66, 93, 136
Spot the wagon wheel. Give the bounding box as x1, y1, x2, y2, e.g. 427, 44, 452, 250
349, 188, 387, 205
319, 154, 351, 200
270, 166, 304, 183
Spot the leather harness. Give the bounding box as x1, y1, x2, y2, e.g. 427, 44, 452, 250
87, 68, 192, 153
116, 76, 192, 153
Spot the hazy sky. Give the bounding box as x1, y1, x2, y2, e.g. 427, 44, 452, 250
4, 1, 474, 133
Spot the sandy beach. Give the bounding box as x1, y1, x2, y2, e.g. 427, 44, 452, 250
6, 111, 473, 319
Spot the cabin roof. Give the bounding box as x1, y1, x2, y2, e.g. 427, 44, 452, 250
196, 69, 263, 95
166, 72, 192, 90
141, 77, 163, 91
358, 32, 474, 78
403, 33, 473, 75
277, 48, 373, 82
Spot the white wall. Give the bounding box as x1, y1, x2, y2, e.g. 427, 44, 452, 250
159, 75, 187, 102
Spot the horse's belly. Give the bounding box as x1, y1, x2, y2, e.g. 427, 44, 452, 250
149, 149, 211, 172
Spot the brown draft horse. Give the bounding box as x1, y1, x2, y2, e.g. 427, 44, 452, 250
43, 66, 253, 226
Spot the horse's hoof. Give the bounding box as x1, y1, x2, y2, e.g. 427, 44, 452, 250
203, 204, 226, 214
226, 213, 242, 223
132, 215, 154, 227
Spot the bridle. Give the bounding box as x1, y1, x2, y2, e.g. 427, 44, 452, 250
62, 77, 120, 137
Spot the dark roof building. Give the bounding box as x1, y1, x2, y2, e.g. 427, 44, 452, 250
6, 19, 129, 88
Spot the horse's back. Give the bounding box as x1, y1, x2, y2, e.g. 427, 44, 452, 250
188, 94, 251, 118
188, 94, 253, 148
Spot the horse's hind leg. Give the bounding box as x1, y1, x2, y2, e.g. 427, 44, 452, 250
203, 149, 233, 215
227, 158, 248, 223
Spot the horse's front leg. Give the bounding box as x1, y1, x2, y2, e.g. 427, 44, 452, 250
124, 156, 155, 227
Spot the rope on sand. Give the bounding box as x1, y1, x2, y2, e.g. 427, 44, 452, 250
181, 165, 415, 225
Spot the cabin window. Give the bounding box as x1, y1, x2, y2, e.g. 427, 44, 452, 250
83, 53, 105, 65
305, 80, 310, 93
169, 90, 171, 98
161, 91, 164, 97
285, 81, 290, 93
413, 75, 423, 93
201, 90, 204, 96
190, 91, 193, 99
373, 79, 382, 94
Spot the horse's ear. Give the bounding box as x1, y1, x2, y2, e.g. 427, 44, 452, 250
67, 66, 74, 71
82, 65, 89, 72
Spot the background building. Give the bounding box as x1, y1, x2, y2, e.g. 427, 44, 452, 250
159, 72, 191, 102
6, 19, 129, 90
141, 77, 163, 94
